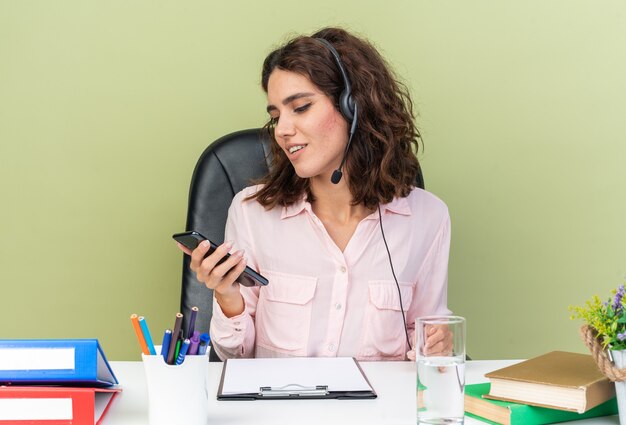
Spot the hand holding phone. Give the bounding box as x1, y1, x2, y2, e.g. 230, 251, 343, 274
173, 231, 268, 287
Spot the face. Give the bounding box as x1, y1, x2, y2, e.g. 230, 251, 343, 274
266, 69, 348, 181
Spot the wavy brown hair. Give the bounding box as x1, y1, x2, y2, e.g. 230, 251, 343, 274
249, 27, 422, 210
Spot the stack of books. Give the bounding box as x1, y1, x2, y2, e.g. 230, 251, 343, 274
465, 351, 618, 425
0, 339, 120, 425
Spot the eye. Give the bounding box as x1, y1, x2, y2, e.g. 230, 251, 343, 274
294, 103, 311, 114
268, 116, 279, 126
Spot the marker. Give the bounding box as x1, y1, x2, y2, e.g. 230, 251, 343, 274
130, 314, 150, 355
198, 333, 210, 355
175, 339, 191, 365
138, 316, 156, 355
188, 331, 200, 355
187, 306, 198, 339
160, 329, 172, 362
166, 313, 183, 365
174, 338, 182, 360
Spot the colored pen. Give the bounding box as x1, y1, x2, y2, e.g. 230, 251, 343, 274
138, 316, 156, 355
130, 314, 150, 355
198, 332, 210, 355
187, 306, 198, 339
166, 313, 183, 365
188, 331, 200, 355
175, 339, 191, 365
174, 338, 182, 360
160, 329, 172, 362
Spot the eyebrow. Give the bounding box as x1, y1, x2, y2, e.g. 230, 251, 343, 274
266, 92, 315, 113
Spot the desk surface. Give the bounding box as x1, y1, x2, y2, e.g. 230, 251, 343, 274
105, 359, 619, 425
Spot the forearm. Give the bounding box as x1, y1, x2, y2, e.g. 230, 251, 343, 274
215, 290, 245, 318
209, 296, 256, 359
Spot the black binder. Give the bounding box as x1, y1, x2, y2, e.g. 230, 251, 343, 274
217, 357, 377, 400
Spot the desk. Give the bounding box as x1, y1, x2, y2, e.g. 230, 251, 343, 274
104, 360, 619, 425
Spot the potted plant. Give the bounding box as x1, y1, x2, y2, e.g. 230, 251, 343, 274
571, 284, 626, 424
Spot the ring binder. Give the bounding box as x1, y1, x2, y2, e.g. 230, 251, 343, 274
259, 384, 329, 397
0, 339, 118, 387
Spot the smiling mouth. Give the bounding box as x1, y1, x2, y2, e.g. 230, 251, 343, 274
289, 145, 306, 154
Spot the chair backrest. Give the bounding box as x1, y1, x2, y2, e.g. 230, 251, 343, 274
179, 128, 424, 361
180, 128, 271, 361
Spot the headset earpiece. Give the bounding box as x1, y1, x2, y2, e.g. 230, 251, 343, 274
316, 38, 356, 124
339, 91, 355, 122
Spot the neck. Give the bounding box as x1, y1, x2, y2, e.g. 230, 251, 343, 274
309, 174, 372, 224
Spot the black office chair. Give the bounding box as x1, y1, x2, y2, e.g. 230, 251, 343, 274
179, 128, 424, 361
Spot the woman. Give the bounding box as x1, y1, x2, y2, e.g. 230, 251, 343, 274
178, 27, 452, 360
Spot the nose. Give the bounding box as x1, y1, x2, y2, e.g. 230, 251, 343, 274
274, 115, 295, 139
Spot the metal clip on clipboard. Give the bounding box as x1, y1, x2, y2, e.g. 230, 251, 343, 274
259, 384, 329, 397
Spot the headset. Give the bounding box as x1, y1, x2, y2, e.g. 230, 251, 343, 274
316, 38, 412, 354
315, 38, 359, 185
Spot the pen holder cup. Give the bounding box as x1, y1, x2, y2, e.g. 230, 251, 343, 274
142, 347, 210, 425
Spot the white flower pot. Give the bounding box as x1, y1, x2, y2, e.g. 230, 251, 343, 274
610, 350, 626, 425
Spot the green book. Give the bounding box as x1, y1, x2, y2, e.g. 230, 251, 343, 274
465, 383, 617, 425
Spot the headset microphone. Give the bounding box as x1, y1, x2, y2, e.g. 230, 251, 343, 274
330, 103, 358, 184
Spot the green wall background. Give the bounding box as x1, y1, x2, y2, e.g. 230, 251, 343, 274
1, 1, 624, 361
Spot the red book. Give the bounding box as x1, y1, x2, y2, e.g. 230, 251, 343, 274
0, 386, 121, 425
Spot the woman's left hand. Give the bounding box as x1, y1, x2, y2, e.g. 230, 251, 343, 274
423, 324, 453, 356
406, 324, 454, 360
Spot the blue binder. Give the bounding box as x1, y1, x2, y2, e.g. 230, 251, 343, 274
0, 339, 118, 387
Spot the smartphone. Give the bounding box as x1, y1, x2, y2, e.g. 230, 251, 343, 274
172, 231, 269, 287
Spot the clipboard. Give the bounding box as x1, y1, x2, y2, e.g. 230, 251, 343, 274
217, 357, 377, 400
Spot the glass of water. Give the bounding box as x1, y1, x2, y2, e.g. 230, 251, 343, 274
416, 315, 466, 425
